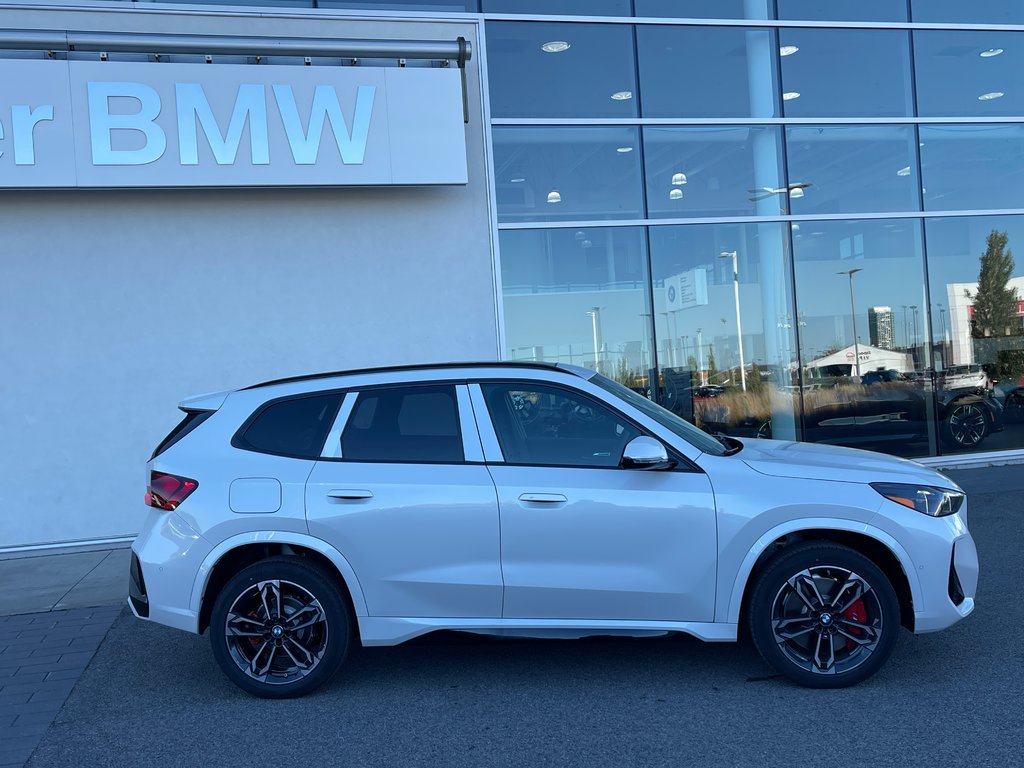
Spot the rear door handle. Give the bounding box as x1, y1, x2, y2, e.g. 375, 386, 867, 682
518, 493, 568, 504
327, 489, 374, 501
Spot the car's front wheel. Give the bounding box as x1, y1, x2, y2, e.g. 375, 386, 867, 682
749, 543, 900, 688
209, 557, 351, 698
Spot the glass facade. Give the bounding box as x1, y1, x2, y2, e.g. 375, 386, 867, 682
487, 9, 1024, 459
108, 0, 1024, 459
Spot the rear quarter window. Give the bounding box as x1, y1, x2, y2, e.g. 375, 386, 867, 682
234, 393, 342, 459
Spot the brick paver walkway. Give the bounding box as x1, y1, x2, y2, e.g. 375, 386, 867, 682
0, 606, 122, 767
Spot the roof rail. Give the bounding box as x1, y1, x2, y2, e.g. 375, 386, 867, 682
241, 361, 573, 391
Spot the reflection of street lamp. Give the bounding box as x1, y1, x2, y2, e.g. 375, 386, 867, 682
696, 327, 705, 385
901, 304, 909, 349
911, 305, 920, 350
837, 268, 864, 377
719, 250, 746, 391
585, 307, 602, 373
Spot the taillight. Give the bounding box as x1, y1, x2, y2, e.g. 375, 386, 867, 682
145, 471, 198, 511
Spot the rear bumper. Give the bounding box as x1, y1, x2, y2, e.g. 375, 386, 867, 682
129, 509, 210, 634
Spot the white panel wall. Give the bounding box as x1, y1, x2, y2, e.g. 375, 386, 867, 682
0, 7, 497, 547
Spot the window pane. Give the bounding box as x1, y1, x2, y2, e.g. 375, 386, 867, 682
777, 0, 907, 21
500, 227, 654, 385
925, 215, 1024, 455
637, 26, 778, 118
920, 124, 1024, 212
320, 0, 474, 9
493, 127, 644, 222
341, 386, 463, 463
483, 0, 629, 14
779, 29, 912, 117
792, 219, 937, 458
481, 383, 641, 468
241, 394, 340, 458
634, 0, 771, 19
486, 21, 638, 118
915, 32, 1024, 119
648, 223, 800, 441
644, 126, 786, 219
912, 0, 1024, 25
786, 126, 920, 215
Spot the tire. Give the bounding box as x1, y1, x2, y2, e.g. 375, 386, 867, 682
209, 557, 352, 699
748, 543, 900, 689
941, 402, 989, 449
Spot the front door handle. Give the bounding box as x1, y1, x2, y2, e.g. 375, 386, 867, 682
328, 489, 374, 501
518, 493, 568, 504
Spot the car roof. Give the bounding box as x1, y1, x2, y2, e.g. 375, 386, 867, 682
240, 361, 594, 391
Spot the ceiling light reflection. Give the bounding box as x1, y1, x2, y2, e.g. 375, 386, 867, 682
783, 92, 801, 101
980, 48, 1004, 58
541, 41, 570, 53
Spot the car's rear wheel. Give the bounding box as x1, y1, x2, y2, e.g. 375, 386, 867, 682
942, 402, 989, 448
209, 557, 351, 698
749, 543, 900, 688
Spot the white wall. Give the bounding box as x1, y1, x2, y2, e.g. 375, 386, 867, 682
0, 6, 496, 547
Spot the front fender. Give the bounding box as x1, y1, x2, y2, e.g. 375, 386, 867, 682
189, 531, 369, 620
722, 517, 922, 625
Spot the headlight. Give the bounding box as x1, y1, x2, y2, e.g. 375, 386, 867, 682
871, 483, 965, 517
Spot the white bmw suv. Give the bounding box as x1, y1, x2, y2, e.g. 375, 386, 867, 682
130, 362, 978, 697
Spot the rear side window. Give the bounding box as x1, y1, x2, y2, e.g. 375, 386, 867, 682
341, 385, 463, 463
236, 394, 342, 459
151, 410, 213, 460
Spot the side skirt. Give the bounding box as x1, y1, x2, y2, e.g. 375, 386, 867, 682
358, 617, 738, 646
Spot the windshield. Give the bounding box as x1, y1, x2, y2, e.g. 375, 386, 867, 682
590, 374, 728, 457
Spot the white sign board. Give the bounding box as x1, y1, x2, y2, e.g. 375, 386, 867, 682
0, 59, 467, 187
665, 269, 709, 311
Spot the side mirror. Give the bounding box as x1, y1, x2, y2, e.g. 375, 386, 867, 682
621, 436, 675, 471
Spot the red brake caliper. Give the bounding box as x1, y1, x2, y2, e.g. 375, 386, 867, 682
842, 599, 867, 650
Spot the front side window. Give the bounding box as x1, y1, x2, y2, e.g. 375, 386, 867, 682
481, 382, 641, 468
341, 385, 463, 463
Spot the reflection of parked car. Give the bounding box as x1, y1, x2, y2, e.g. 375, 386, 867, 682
941, 364, 992, 391
704, 380, 1003, 451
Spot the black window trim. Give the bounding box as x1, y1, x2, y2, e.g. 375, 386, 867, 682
476, 379, 703, 473
323, 380, 473, 466
231, 390, 346, 461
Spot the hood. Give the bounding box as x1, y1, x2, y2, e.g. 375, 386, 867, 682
737, 438, 957, 488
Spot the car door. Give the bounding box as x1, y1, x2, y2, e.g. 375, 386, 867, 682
472, 379, 718, 623
305, 383, 502, 619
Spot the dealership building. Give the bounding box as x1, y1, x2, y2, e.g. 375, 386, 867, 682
2, 0, 1023, 550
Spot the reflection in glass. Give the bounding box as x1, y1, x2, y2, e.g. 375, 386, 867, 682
792, 219, 937, 458
500, 228, 654, 387
644, 126, 786, 218
779, 29, 912, 117
320, 0, 475, 8
637, 26, 778, 118
777, 0, 906, 21
925, 216, 1024, 454
786, 126, 920, 215
486, 21, 638, 118
911, 0, 1024, 25
492, 127, 644, 222
920, 124, 1024, 212
915, 32, 1024, 118
648, 223, 799, 441
634, 0, 770, 19
482, 0, 628, 13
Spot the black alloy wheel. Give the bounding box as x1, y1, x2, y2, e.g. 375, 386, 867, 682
749, 543, 900, 688
210, 557, 351, 698
942, 402, 989, 448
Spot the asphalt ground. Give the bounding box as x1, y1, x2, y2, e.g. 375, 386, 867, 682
25, 467, 1024, 768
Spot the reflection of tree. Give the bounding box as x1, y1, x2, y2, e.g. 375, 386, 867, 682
967, 230, 1018, 339
707, 348, 718, 382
